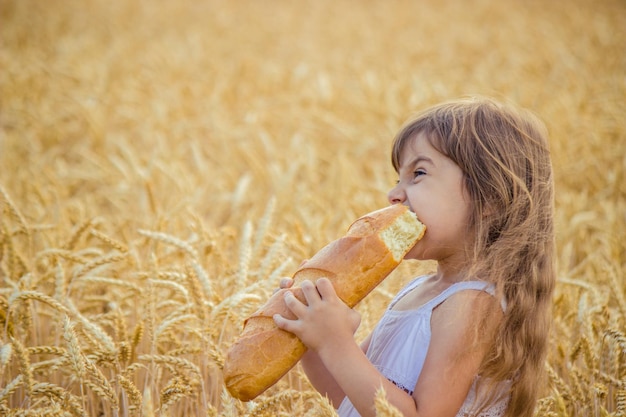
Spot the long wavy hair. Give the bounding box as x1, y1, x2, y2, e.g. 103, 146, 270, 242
391, 97, 556, 417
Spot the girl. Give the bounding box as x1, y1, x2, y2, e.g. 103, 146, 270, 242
273, 97, 555, 417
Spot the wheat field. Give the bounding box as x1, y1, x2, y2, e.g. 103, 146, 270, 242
1, 0, 624, 415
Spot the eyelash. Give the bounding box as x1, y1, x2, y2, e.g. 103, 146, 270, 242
395, 169, 426, 185
413, 169, 426, 178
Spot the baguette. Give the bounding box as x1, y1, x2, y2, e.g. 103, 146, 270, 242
223, 204, 426, 401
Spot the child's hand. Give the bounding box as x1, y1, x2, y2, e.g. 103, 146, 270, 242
273, 278, 361, 355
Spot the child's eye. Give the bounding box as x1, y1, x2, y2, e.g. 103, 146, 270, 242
413, 169, 426, 178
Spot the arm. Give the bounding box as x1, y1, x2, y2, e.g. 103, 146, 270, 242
300, 331, 373, 407
300, 350, 345, 406
275, 279, 501, 417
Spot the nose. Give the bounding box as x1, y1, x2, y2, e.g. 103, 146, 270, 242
387, 184, 406, 205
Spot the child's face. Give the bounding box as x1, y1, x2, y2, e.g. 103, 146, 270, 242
388, 133, 473, 268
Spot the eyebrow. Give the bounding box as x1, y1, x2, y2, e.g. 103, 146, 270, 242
406, 155, 435, 168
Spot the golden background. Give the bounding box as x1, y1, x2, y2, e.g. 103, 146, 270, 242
1, 0, 624, 415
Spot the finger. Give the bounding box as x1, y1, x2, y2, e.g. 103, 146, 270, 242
316, 277, 338, 300
280, 278, 294, 289
300, 280, 321, 305
283, 290, 307, 316
273, 313, 298, 333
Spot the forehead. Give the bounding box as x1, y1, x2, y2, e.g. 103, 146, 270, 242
397, 133, 441, 166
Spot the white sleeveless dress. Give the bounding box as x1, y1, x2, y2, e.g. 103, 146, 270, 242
336, 276, 510, 417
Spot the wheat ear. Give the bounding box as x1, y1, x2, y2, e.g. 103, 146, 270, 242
84, 357, 119, 409
0, 375, 23, 405
11, 337, 33, 401
138, 354, 202, 380
0, 186, 29, 236
251, 196, 276, 259
117, 374, 142, 409
89, 228, 128, 253
63, 217, 98, 251
137, 229, 199, 259
9, 290, 72, 317
72, 252, 127, 279
63, 316, 86, 379
238, 220, 253, 285
32, 382, 85, 416
374, 386, 403, 417
0, 342, 12, 375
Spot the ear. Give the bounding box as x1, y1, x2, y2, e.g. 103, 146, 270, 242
482, 201, 496, 218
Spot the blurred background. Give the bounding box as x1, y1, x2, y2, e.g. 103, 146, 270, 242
1, 0, 624, 415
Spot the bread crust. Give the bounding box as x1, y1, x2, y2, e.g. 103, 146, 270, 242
223, 204, 425, 401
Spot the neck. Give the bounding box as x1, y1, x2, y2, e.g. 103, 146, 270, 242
435, 259, 470, 283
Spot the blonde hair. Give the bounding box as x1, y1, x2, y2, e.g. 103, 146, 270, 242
391, 97, 556, 417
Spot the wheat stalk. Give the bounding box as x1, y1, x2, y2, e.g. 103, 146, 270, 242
129, 321, 144, 363
569, 334, 597, 371
166, 346, 202, 356
62, 316, 86, 379
138, 354, 202, 380
53, 259, 66, 301
251, 197, 276, 259
160, 377, 192, 411
189, 259, 214, 300
616, 386, 626, 417
72, 252, 127, 279
245, 389, 322, 417
238, 221, 253, 285
117, 374, 142, 409
255, 233, 286, 281
0, 342, 12, 375
0, 186, 29, 237
27, 345, 66, 357
89, 229, 128, 253
77, 276, 141, 294
154, 313, 197, 341
373, 386, 403, 417
137, 229, 199, 259
31, 357, 69, 374
185, 264, 208, 322
604, 329, 626, 355
1, 220, 28, 282
65, 299, 116, 354
0, 375, 23, 405
31, 382, 85, 416
36, 249, 89, 266
546, 363, 572, 404
148, 278, 189, 304
84, 357, 119, 409
62, 218, 98, 251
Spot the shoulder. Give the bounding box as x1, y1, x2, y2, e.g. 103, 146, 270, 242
431, 289, 502, 350
435, 287, 499, 315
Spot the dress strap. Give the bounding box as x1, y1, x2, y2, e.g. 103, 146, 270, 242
424, 280, 507, 312
389, 277, 507, 312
